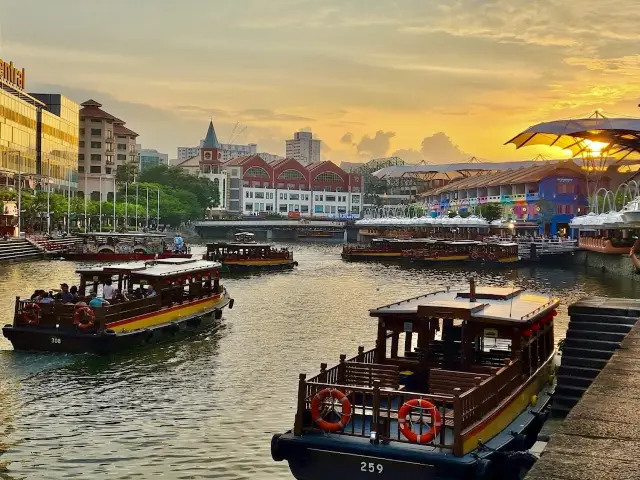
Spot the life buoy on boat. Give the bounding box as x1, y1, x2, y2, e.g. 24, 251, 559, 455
310, 388, 352, 432
22, 302, 41, 325
488, 252, 497, 261
398, 398, 442, 444
470, 250, 479, 260
73, 306, 96, 330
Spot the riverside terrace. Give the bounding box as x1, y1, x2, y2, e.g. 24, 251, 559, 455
193, 219, 358, 241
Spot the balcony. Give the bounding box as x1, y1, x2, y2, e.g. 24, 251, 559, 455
526, 192, 540, 201
477, 196, 488, 204
105, 147, 115, 154
500, 195, 512, 203
104, 136, 115, 143
513, 193, 526, 201
488, 195, 501, 203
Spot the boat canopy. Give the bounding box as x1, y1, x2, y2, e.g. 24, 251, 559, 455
78, 232, 168, 238
370, 287, 558, 326
76, 258, 221, 279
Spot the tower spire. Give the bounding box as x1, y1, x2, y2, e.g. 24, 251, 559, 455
203, 119, 221, 149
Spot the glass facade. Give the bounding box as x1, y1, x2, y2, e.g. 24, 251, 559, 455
0, 88, 38, 184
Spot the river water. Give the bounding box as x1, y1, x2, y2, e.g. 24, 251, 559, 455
0, 243, 638, 479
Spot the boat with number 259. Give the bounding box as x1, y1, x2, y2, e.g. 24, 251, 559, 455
271, 279, 558, 480
2, 258, 233, 354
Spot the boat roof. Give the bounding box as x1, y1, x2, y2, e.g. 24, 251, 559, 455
235, 232, 255, 236
76, 258, 221, 278
372, 237, 438, 243
208, 242, 273, 248
370, 286, 558, 325
78, 232, 167, 238
495, 242, 519, 247
443, 240, 482, 245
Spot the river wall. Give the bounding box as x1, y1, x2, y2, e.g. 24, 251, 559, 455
572, 250, 638, 279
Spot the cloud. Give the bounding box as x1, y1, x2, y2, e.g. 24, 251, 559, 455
420, 133, 471, 164
240, 109, 314, 122
340, 132, 356, 146
356, 130, 396, 158
391, 148, 424, 164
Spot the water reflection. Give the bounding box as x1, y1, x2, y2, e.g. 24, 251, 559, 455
0, 244, 638, 479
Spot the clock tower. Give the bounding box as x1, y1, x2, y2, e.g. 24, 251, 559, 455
200, 119, 223, 173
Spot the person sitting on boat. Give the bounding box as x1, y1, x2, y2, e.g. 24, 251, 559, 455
69, 285, 79, 302
102, 279, 116, 300
55, 283, 74, 303
144, 286, 157, 297
88, 293, 110, 308
113, 289, 129, 303
39, 292, 54, 304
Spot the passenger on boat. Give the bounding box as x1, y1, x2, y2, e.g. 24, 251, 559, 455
30, 290, 43, 301
88, 294, 110, 308
102, 279, 115, 300
113, 289, 129, 303
39, 292, 54, 304
55, 283, 74, 303
145, 286, 157, 297
173, 233, 184, 253
69, 286, 79, 302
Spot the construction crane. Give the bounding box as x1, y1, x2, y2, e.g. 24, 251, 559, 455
229, 126, 247, 145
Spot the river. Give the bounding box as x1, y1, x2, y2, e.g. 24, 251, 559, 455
0, 243, 638, 479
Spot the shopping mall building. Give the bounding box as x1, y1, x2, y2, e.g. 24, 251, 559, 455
0, 57, 79, 192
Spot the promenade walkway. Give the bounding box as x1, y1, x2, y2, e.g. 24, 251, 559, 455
526, 301, 640, 480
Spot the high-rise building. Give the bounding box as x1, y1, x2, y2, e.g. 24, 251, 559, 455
285, 131, 321, 166
178, 140, 258, 163
0, 57, 79, 196
177, 146, 200, 162
77, 99, 138, 201
137, 146, 168, 172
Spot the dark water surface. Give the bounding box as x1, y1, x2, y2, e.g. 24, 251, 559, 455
0, 244, 638, 479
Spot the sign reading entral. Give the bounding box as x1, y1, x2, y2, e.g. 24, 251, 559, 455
0, 59, 26, 90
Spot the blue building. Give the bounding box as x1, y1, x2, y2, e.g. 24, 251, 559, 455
138, 147, 168, 172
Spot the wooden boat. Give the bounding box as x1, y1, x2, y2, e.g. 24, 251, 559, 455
342, 238, 438, 261
578, 236, 635, 255
403, 241, 520, 264
60, 232, 191, 261
204, 241, 297, 273
630, 241, 640, 273
271, 279, 558, 479
298, 229, 342, 239
2, 258, 233, 354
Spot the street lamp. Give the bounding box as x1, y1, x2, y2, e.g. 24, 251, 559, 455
4, 150, 22, 236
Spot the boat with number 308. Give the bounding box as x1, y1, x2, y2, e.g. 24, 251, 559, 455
271, 278, 558, 480
2, 258, 233, 354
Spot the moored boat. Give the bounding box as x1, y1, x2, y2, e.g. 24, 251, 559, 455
342, 238, 438, 261
271, 279, 558, 479
2, 257, 233, 354
403, 241, 520, 264
59, 232, 191, 261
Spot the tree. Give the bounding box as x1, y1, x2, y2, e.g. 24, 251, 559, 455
477, 203, 503, 223
116, 162, 139, 185
535, 199, 555, 225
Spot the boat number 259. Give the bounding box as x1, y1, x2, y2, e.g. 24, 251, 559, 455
360, 462, 383, 474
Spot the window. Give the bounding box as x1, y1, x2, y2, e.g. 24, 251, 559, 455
315, 171, 344, 182
277, 182, 285, 189
325, 195, 336, 202
254, 191, 265, 199
117, 154, 126, 161
352, 195, 360, 204
283, 193, 288, 200
78, 154, 85, 161
244, 166, 270, 178
90, 154, 101, 161
279, 193, 284, 200
338, 206, 347, 214
90, 128, 101, 136
336, 186, 343, 192
324, 206, 330, 213
301, 205, 309, 213
279, 204, 288, 212
78, 166, 85, 173
289, 193, 299, 200
117, 144, 127, 151
266, 204, 273, 212
246, 191, 250, 198
557, 181, 575, 194
91, 141, 101, 149
245, 203, 253, 210
90, 166, 101, 173
278, 169, 305, 180
91, 119, 101, 123
314, 205, 323, 213
117, 135, 126, 140
90, 191, 100, 201
331, 206, 336, 213
79, 141, 85, 148
79, 128, 85, 136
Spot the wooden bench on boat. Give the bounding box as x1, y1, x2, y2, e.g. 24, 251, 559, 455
344, 361, 400, 390
428, 369, 489, 396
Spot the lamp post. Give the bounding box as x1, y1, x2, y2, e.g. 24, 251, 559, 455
157, 188, 160, 229
99, 174, 103, 231
113, 176, 116, 232
146, 187, 149, 229
46, 157, 51, 235
135, 182, 139, 231
5, 151, 23, 236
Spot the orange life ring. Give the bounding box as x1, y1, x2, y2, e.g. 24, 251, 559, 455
488, 252, 497, 261
398, 398, 442, 444
73, 306, 96, 330
471, 250, 479, 260
22, 302, 41, 325
310, 388, 352, 432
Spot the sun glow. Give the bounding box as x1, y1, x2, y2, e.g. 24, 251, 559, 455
583, 139, 609, 155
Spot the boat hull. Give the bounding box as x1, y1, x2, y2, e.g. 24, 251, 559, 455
2, 291, 232, 354
60, 251, 192, 261
341, 251, 403, 261
220, 259, 297, 273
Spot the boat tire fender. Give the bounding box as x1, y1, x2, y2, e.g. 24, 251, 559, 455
510, 433, 528, 451
311, 388, 352, 432
474, 458, 492, 480
214, 309, 223, 320
102, 329, 116, 336
229, 298, 235, 309
73, 306, 95, 330
270, 434, 284, 462
398, 398, 442, 444
502, 451, 537, 479
22, 302, 41, 325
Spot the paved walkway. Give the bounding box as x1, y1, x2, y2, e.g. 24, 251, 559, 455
526, 321, 640, 480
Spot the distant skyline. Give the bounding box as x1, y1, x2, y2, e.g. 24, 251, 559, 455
2, 0, 639, 163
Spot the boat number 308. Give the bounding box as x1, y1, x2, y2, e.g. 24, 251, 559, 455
360, 462, 383, 474
50, 337, 61, 344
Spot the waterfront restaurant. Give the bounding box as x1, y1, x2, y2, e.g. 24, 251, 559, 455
0, 57, 79, 197
420, 160, 593, 236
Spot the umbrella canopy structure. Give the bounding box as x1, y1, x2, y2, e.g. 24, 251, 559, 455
505, 112, 640, 161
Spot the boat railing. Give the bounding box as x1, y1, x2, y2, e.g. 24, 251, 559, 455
295, 376, 457, 451
457, 359, 523, 433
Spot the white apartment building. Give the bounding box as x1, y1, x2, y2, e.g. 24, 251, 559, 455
285, 131, 321, 166
242, 187, 360, 218
178, 142, 259, 163
78, 99, 138, 201
177, 146, 201, 162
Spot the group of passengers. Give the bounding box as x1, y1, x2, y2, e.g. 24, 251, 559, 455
30, 279, 157, 308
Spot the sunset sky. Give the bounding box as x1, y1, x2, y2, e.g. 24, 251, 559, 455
2, 0, 639, 163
